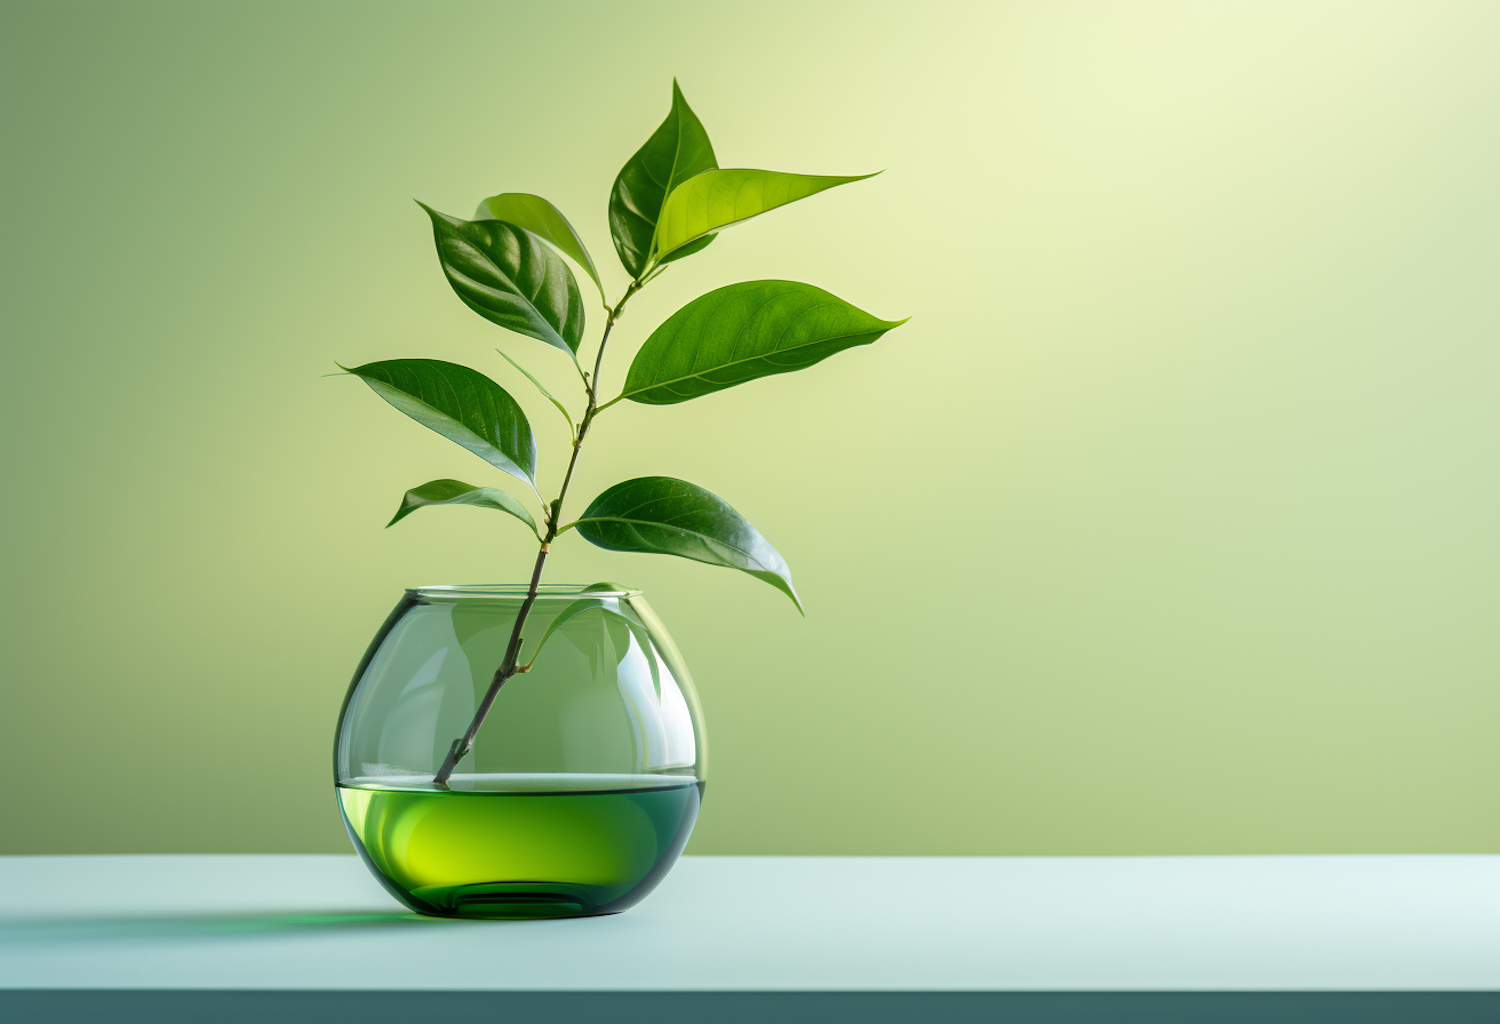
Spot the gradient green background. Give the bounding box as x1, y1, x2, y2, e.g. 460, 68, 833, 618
2, 0, 1496, 855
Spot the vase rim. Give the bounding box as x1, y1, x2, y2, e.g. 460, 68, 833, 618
408, 583, 642, 600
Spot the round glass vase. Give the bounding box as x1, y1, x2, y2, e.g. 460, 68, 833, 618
334, 584, 705, 919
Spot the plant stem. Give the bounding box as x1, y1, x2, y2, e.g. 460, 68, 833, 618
431, 276, 646, 786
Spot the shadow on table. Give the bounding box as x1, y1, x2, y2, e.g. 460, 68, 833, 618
0, 909, 497, 943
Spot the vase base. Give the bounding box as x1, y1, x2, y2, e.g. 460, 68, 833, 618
338, 776, 703, 920
421, 882, 612, 919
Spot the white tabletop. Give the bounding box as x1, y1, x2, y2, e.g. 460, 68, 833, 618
1, 854, 1496, 991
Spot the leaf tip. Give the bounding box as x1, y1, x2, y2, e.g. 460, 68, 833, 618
776, 578, 806, 616
414, 200, 451, 226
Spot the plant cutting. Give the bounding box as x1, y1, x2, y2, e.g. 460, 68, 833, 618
333, 82, 905, 918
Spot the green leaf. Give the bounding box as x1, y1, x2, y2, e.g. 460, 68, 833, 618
522, 595, 662, 695
419, 202, 585, 356
475, 193, 606, 306
609, 80, 718, 279
617, 280, 906, 405
343, 358, 539, 499
387, 479, 539, 536
625, 620, 662, 697
495, 348, 574, 434
522, 597, 609, 669
649, 169, 878, 265
569, 476, 801, 612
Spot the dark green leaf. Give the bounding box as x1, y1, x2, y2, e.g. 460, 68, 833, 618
343, 358, 539, 498
616, 280, 906, 405
387, 479, 538, 536
419, 203, 585, 356
650, 169, 878, 265
475, 192, 605, 305
570, 476, 801, 612
495, 348, 574, 434
609, 80, 718, 279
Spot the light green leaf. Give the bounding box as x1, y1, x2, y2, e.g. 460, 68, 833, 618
342, 358, 539, 499
609, 80, 718, 279
649, 169, 878, 265
387, 479, 539, 536
475, 192, 606, 306
522, 594, 662, 694
419, 203, 585, 356
616, 280, 906, 405
495, 348, 574, 434
622, 619, 662, 698
569, 476, 801, 612
522, 597, 608, 670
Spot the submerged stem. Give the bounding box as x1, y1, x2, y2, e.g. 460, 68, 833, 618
430, 276, 646, 786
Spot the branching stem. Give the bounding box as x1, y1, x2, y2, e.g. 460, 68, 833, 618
431, 275, 647, 786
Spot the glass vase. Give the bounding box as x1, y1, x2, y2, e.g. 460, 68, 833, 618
334, 584, 705, 919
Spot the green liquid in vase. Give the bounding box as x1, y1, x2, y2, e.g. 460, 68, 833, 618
337, 773, 702, 919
